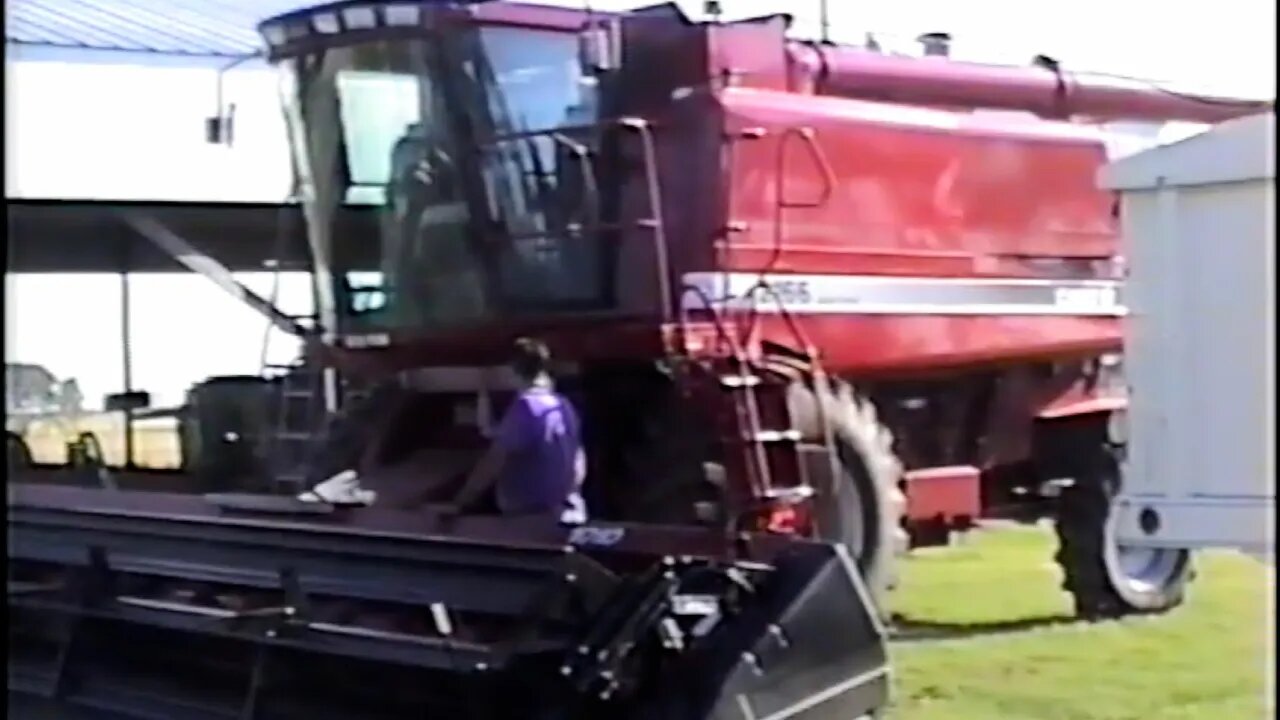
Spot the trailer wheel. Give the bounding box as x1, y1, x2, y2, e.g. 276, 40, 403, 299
1049, 415, 1193, 619
7, 432, 33, 474
68, 432, 105, 468
797, 379, 908, 613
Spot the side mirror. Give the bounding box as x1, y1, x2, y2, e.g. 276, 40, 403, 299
205, 104, 236, 146
577, 20, 621, 76
105, 391, 151, 412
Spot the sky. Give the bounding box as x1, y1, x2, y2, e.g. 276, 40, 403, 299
5, 0, 1275, 409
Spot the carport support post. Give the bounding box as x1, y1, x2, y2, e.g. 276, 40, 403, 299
119, 244, 135, 470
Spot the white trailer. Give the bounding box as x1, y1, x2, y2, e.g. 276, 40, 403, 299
1100, 113, 1275, 561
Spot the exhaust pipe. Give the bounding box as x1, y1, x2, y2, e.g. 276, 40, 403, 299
917, 32, 951, 58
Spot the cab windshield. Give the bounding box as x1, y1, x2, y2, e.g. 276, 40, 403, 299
279, 26, 605, 335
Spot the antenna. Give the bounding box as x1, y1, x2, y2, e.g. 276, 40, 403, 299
819, 0, 830, 44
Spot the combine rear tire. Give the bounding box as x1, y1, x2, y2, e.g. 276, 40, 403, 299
1049, 415, 1193, 619
799, 379, 908, 613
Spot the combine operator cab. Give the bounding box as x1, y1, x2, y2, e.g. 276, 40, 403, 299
256, 1, 856, 573
266, 2, 655, 346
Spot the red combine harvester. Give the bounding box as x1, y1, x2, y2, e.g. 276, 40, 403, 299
7, 2, 1268, 718
253, 1, 1262, 615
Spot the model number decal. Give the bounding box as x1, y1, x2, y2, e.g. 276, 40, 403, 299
681, 272, 1126, 317
767, 280, 813, 305
1053, 287, 1119, 311
568, 526, 627, 547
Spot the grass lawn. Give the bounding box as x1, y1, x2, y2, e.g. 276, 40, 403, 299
887, 525, 1273, 720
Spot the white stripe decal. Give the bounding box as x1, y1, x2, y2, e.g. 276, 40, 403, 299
681, 272, 1126, 317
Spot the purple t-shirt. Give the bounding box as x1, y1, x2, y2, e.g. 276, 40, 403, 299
493, 387, 585, 519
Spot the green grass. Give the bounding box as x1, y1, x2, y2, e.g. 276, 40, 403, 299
887, 525, 1273, 720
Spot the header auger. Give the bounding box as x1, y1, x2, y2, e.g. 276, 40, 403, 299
9, 484, 889, 719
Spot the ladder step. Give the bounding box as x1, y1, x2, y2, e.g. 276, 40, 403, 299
276, 431, 314, 442
759, 340, 814, 364
761, 485, 816, 502
743, 429, 802, 443
8, 580, 64, 597
283, 389, 315, 399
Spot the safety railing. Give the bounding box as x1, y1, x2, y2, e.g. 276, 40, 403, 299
471, 117, 675, 323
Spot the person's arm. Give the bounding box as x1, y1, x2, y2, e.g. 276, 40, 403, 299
454, 444, 507, 510
570, 402, 587, 488
573, 448, 587, 488
454, 400, 529, 510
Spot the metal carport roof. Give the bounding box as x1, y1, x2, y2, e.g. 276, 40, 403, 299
6, 0, 311, 57
6, 1, 318, 272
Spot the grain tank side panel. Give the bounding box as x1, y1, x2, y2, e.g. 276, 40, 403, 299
717, 88, 1119, 276
689, 88, 1124, 373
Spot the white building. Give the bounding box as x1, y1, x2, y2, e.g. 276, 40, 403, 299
7, 0, 306, 203
6, 0, 313, 407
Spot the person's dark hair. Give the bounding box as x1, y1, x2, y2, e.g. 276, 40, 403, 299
510, 337, 551, 382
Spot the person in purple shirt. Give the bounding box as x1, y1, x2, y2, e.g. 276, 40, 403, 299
454, 338, 588, 524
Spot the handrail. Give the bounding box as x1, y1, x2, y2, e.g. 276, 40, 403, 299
618, 117, 675, 323
741, 281, 820, 362
550, 132, 602, 228
743, 124, 834, 352
475, 122, 603, 147
679, 283, 774, 501
753, 125, 836, 335
468, 117, 675, 325
678, 284, 747, 361
777, 126, 837, 210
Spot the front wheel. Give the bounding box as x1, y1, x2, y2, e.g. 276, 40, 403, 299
1047, 415, 1193, 618
789, 378, 907, 615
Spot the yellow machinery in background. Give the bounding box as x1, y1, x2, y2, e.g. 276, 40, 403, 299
6, 364, 278, 491
9, 407, 182, 470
